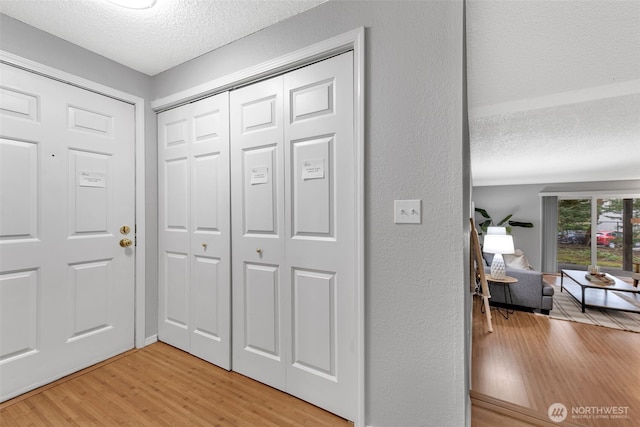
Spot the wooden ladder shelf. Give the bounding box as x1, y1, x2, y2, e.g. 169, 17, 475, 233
471, 218, 493, 332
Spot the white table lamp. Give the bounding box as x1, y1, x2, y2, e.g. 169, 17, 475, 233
486, 226, 507, 235
483, 234, 515, 279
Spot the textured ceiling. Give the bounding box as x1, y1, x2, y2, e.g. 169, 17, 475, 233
466, 0, 639, 108
467, 0, 640, 186
0, 0, 326, 76
471, 93, 640, 186
1, 1, 638, 187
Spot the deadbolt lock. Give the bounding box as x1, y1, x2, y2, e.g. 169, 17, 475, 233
120, 225, 131, 235
119, 238, 133, 248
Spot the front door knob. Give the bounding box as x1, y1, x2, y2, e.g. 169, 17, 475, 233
119, 238, 133, 248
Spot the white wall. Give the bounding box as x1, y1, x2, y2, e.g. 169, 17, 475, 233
0, 14, 159, 340
154, 2, 467, 426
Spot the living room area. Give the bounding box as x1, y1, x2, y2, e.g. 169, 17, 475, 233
470, 183, 640, 427
466, 1, 639, 426
474, 182, 640, 321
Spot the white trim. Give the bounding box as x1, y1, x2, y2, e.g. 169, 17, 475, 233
0, 50, 147, 350
538, 180, 640, 199
152, 28, 366, 427
541, 191, 640, 199
470, 79, 640, 119
145, 334, 158, 346
152, 27, 363, 112
353, 27, 366, 427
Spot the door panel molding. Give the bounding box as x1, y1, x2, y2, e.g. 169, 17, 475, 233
0, 50, 147, 350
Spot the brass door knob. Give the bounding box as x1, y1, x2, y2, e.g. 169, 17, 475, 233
256, 248, 262, 254
119, 238, 133, 248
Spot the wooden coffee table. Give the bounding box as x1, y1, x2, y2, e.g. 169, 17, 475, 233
560, 269, 640, 313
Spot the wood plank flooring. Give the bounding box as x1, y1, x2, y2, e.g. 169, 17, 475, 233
5, 276, 638, 426
0, 342, 350, 426
471, 277, 640, 427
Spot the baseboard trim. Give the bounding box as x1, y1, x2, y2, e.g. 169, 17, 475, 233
470, 390, 583, 427
145, 335, 158, 346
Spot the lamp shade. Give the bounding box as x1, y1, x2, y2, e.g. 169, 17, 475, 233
486, 226, 507, 235
483, 234, 515, 255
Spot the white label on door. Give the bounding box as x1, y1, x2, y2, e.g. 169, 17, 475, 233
78, 171, 106, 188
250, 167, 269, 185
302, 159, 325, 180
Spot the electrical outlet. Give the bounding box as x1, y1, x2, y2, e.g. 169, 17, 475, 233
394, 200, 421, 224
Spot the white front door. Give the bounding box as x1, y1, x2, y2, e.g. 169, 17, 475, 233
157, 92, 231, 368
0, 63, 135, 401
231, 51, 356, 420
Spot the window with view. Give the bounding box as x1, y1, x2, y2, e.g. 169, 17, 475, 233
557, 197, 640, 276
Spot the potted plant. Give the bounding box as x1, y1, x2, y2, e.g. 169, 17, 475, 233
475, 208, 533, 235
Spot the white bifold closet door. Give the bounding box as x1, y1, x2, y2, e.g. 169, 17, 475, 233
230, 51, 356, 421
157, 92, 231, 368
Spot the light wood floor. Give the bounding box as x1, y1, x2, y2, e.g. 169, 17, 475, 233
4, 283, 638, 426
0, 342, 350, 426
471, 277, 640, 427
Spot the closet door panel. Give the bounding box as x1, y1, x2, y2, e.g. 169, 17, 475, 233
192, 154, 219, 231
164, 252, 189, 328
231, 76, 286, 390
243, 263, 280, 357
291, 136, 333, 237
165, 158, 189, 231
284, 51, 356, 421
230, 52, 357, 421
158, 93, 231, 369
190, 94, 231, 368
242, 145, 278, 234
191, 255, 220, 340
158, 106, 191, 352
291, 268, 335, 374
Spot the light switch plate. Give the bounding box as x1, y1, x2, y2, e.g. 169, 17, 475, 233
394, 199, 421, 224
